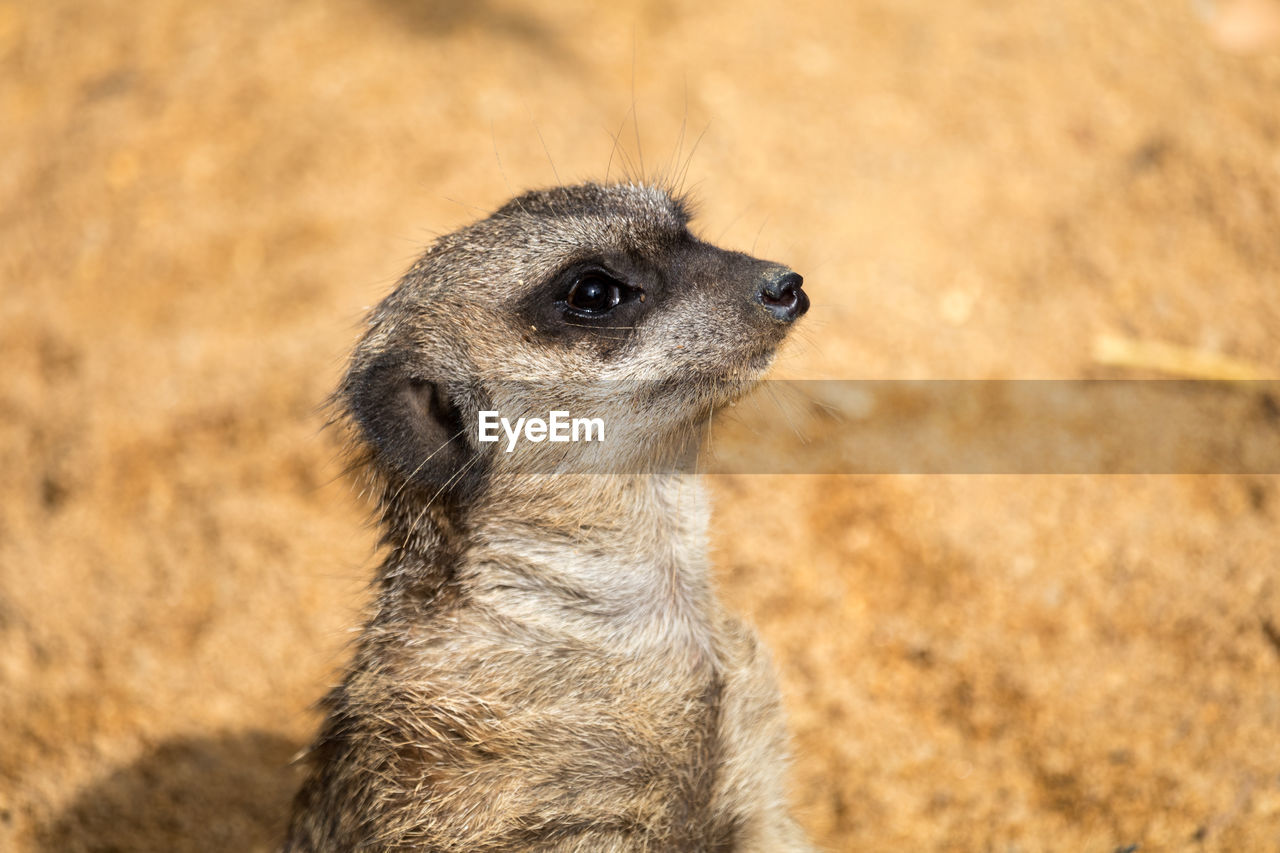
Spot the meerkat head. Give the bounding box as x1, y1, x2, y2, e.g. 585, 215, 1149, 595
339, 182, 808, 507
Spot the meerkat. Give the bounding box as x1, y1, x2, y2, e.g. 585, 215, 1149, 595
283, 182, 814, 852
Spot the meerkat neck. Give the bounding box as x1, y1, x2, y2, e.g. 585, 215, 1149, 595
372, 474, 718, 659
465, 473, 717, 658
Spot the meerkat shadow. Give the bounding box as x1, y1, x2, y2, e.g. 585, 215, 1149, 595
36, 730, 301, 853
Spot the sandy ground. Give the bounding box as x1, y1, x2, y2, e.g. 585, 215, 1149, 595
3, 0, 1279, 850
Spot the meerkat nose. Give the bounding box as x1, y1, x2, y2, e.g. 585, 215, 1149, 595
757, 270, 810, 322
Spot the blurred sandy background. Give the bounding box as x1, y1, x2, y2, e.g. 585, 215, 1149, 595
3, 0, 1280, 850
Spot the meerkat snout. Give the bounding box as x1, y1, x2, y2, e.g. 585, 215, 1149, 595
284, 181, 818, 852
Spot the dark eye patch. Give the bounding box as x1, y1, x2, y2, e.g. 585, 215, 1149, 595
515, 258, 657, 353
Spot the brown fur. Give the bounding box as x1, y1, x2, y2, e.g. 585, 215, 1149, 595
283, 183, 815, 852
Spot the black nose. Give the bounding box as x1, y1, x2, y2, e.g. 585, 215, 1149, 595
757, 270, 809, 322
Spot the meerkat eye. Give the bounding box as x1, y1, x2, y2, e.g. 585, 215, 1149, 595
565, 272, 626, 316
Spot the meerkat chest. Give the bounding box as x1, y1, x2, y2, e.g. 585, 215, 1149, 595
381, 637, 735, 846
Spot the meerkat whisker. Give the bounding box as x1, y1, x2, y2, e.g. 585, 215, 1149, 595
387, 427, 469, 508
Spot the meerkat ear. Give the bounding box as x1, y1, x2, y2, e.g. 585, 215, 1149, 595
343, 353, 484, 501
